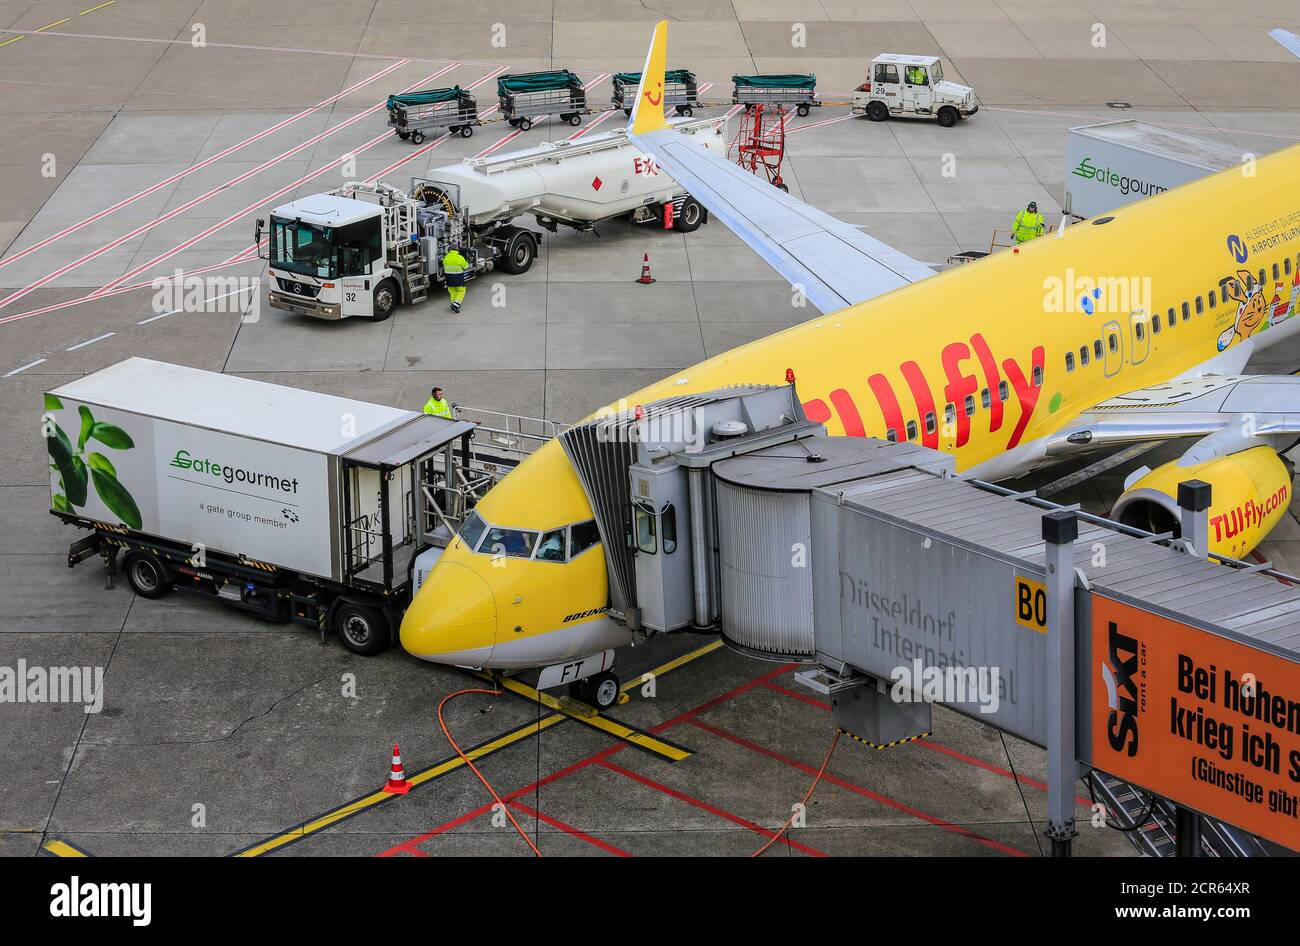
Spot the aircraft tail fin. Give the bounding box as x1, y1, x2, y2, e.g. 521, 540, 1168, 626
629, 20, 671, 136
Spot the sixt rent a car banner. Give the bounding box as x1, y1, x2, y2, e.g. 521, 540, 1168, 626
1089, 595, 1300, 850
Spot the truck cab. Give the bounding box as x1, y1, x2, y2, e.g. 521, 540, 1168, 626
852, 54, 977, 128
262, 194, 402, 321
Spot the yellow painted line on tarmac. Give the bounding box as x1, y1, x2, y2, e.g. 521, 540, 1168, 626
80, 1, 117, 13
486, 672, 693, 762
235, 713, 568, 858
235, 639, 722, 856
42, 839, 90, 857
0, 36, 22, 47
36, 17, 71, 31
1, 2, 114, 49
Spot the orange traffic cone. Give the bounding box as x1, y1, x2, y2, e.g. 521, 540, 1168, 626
383, 743, 410, 795
635, 253, 656, 284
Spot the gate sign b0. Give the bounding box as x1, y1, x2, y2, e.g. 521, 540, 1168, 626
1014, 575, 1048, 633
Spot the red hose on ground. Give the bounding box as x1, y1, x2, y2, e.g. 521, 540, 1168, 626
438, 686, 542, 857
752, 730, 840, 857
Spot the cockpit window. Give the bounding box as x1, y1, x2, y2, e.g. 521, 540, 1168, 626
482, 526, 538, 559
459, 511, 486, 551
536, 529, 566, 562
570, 520, 601, 557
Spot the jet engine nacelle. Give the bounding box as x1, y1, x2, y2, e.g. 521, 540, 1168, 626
1110, 446, 1292, 559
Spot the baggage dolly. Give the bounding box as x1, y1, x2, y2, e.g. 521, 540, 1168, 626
732, 74, 821, 118
388, 86, 479, 144
612, 69, 699, 117
498, 70, 587, 131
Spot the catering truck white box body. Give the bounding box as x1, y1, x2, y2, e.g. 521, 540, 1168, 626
261, 118, 723, 321
1064, 120, 1240, 218
45, 358, 479, 654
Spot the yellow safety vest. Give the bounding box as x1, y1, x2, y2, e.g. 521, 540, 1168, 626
423, 397, 452, 418
442, 249, 468, 287
1012, 210, 1044, 243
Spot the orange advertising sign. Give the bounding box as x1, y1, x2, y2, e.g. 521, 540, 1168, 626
1090, 595, 1300, 850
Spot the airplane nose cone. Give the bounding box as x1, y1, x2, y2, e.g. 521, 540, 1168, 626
400, 562, 498, 665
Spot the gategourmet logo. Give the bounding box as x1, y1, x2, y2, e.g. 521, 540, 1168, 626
169, 449, 299, 494
1071, 155, 1167, 198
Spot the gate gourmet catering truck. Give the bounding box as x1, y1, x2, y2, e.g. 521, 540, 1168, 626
260, 117, 724, 321
44, 358, 484, 655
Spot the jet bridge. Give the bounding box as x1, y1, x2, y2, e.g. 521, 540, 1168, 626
556, 381, 1300, 856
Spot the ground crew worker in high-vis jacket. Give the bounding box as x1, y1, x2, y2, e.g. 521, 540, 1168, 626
442, 246, 469, 313
423, 387, 453, 418
1011, 201, 1045, 244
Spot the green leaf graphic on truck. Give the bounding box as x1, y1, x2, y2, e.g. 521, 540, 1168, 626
45, 396, 142, 529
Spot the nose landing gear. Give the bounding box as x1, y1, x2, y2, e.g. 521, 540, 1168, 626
569, 671, 621, 710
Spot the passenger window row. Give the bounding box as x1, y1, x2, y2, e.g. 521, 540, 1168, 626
1062, 253, 1299, 375
884, 370, 1042, 444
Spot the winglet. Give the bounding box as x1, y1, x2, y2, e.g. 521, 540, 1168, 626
629, 20, 671, 136
1270, 28, 1300, 60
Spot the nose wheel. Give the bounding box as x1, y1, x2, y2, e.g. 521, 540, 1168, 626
569, 671, 621, 710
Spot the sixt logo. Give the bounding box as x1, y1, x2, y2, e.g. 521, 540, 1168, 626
1227, 233, 1249, 263
562, 608, 607, 624
1101, 621, 1141, 757
802, 332, 1045, 451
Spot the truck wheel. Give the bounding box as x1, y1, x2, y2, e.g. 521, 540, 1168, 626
497, 230, 537, 275
567, 114, 581, 127
397, 130, 410, 140
123, 551, 171, 600
867, 101, 889, 122
507, 118, 519, 127
460, 125, 474, 138
797, 103, 810, 117
624, 108, 632, 117
371, 280, 398, 321
675, 197, 704, 233
518, 117, 533, 131
333, 600, 388, 656
937, 106, 959, 128
676, 105, 693, 118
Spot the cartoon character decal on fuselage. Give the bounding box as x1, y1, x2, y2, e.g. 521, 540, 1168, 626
1216, 268, 1294, 351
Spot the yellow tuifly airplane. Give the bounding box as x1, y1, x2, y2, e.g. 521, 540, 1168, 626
402, 20, 1300, 706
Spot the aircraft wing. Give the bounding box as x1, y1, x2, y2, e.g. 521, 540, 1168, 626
1044, 374, 1300, 459
626, 21, 934, 315
1270, 28, 1300, 59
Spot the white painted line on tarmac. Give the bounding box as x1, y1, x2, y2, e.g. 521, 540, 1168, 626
5, 359, 45, 377
137, 288, 251, 324
65, 332, 114, 351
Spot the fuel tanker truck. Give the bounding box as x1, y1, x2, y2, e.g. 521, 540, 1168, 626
260, 116, 725, 321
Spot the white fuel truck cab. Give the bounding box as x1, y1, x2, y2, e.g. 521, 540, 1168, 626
261, 117, 725, 321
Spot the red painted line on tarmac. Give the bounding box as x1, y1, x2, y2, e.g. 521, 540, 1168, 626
0, 62, 459, 310
377, 660, 793, 857
687, 718, 1031, 857
87, 64, 463, 298
221, 68, 508, 265
0, 58, 410, 276
568, 107, 616, 140
760, 678, 1091, 806
598, 759, 827, 856
507, 800, 632, 857
787, 114, 853, 134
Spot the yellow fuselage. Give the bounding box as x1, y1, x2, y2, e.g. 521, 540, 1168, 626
402, 142, 1300, 669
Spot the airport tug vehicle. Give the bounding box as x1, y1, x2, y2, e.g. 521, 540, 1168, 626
259, 118, 723, 321
851, 54, 978, 127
